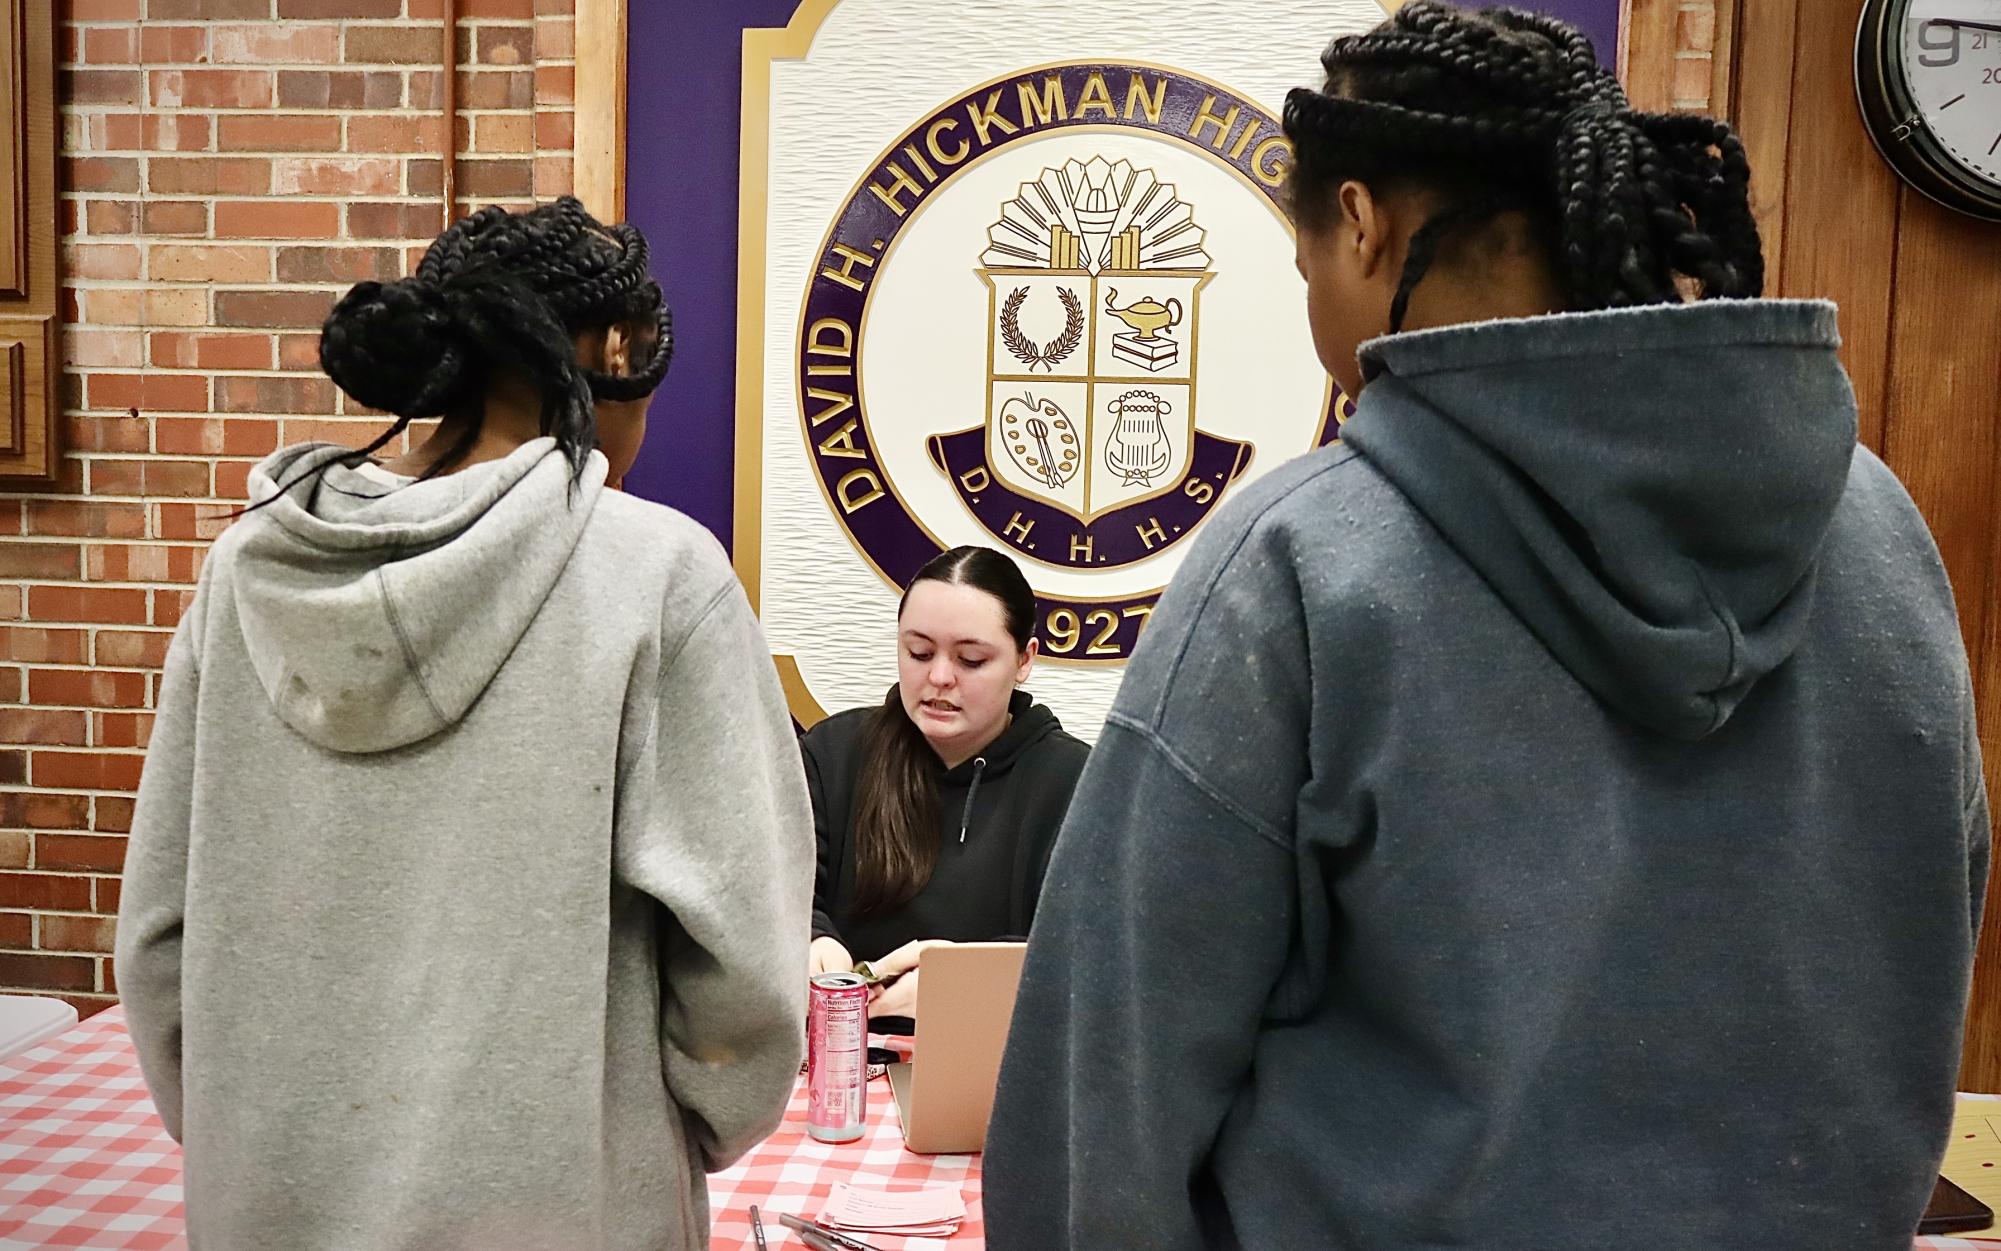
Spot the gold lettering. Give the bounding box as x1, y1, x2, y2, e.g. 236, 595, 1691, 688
820, 243, 879, 292
806, 317, 853, 358
1188, 94, 1241, 151
806, 387, 854, 428
1069, 532, 1095, 564
1004, 511, 1034, 544
902, 143, 938, 185
1017, 75, 1068, 128
966, 91, 1020, 145
868, 163, 924, 216
1121, 604, 1154, 634
926, 117, 969, 166
806, 364, 852, 377
957, 465, 991, 493
836, 469, 885, 513
817, 418, 866, 459
1124, 73, 1166, 124
1252, 136, 1294, 187
1183, 476, 1216, 505
1076, 72, 1117, 120
1136, 516, 1168, 549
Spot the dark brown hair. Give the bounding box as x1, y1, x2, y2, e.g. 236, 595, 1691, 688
850, 546, 1036, 916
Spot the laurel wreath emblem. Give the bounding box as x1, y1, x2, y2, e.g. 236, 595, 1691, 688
1000, 287, 1084, 372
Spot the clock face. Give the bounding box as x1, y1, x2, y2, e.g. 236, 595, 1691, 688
1901, 0, 2001, 188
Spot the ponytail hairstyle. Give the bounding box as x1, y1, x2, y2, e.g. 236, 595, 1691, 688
1282, 2, 1763, 333
294, 196, 672, 496
849, 546, 1037, 916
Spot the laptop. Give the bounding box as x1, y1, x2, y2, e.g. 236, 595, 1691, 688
885, 941, 1027, 1154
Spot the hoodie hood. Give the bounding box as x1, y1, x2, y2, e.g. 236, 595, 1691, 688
1339, 299, 1856, 740
231, 438, 606, 753
881, 685, 1064, 783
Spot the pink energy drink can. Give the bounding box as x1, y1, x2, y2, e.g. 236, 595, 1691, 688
807, 972, 869, 1143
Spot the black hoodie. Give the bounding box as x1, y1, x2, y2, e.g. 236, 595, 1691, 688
801, 687, 1089, 968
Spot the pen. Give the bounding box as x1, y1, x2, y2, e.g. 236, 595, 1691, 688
777, 1212, 888, 1251
750, 1205, 769, 1251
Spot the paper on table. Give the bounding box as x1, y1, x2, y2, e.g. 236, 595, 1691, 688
818, 1183, 967, 1231
1938, 1096, 2001, 1240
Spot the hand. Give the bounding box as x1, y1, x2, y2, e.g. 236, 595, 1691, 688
864, 939, 950, 1021
809, 936, 853, 977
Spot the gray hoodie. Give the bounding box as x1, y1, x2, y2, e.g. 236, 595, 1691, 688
985, 300, 1990, 1250
116, 438, 811, 1251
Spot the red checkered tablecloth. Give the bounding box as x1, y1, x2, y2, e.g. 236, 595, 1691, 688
0, 1009, 980, 1250
11, 1008, 1999, 1251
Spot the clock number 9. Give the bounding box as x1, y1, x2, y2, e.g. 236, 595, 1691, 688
1918, 19, 1960, 67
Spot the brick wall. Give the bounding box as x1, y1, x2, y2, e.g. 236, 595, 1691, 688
0, 0, 576, 1015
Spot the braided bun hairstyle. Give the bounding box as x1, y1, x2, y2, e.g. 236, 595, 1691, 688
315, 195, 673, 483
1282, 2, 1763, 333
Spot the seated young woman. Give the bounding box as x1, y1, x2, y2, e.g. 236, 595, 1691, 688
801, 545, 1089, 1030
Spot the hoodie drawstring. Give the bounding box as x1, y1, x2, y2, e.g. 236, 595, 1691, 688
958, 757, 988, 843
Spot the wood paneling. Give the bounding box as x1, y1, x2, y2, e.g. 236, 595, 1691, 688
574, 0, 627, 221
0, 0, 56, 484
1697, 0, 2001, 1090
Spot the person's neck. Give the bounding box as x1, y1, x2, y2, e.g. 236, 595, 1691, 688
931, 711, 1012, 771
1397, 225, 1566, 334
380, 378, 545, 479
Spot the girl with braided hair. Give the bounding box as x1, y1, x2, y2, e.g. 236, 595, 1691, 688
117, 198, 812, 1250
987, 7, 1984, 1249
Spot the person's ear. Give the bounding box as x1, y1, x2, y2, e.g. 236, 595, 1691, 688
1338, 179, 1392, 281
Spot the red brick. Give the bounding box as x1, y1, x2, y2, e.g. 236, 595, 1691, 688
0, 914, 29, 948
0, 793, 88, 832
459, 158, 532, 197
458, 69, 533, 110
102, 114, 212, 153
535, 62, 575, 106
80, 201, 138, 238
93, 631, 173, 672
347, 201, 443, 239
85, 373, 210, 413
63, 417, 148, 454
95, 712, 154, 750
217, 113, 342, 152
152, 331, 275, 370
215, 199, 342, 239
211, 23, 340, 64
92, 799, 134, 837
0, 627, 88, 664
277, 69, 401, 109
217, 374, 335, 415
0, 873, 93, 911
149, 157, 272, 197
343, 25, 436, 64
102, 460, 213, 498
24, 503, 148, 541
146, 244, 268, 282
464, 0, 533, 17
25, 585, 149, 625
62, 69, 143, 105
28, 669, 149, 708
533, 156, 571, 199
408, 159, 442, 197
0, 752, 25, 785
154, 589, 200, 628
0, 709, 91, 747
153, 505, 237, 543
475, 25, 532, 66
35, 835, 124, 873
150, 68, 275, 109
90, 541, 201, 584
142, 200, 209, 236
38, 915, 117, 954
156, 416, 280, 456
63, 243, 142, 281
0, 953, 96, 992
0, 833, 26, 870
278, 0, 395, 14
277, 246, 400, 284
137, 25, 209, 65
215, 460, 255, 500
535, 16, 574, 59
80, 27, 138, 64
408, 69, 443, 110
64, 157, 141, 194
65, 328, 144, 371
345, 113, 446, 154
72, 0, 142, 16
534, 110, 574, 151
0, 546, 83, 580
216, 289, 335, 330
271, 156, 399, 197
32, 753, 145, 792
93, 875, 123, 911
147, 0, 272, 20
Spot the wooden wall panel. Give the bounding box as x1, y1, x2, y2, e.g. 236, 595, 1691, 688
0, 0, 56, 484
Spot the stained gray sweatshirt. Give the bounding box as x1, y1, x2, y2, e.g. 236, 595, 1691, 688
116, 438, 812, 1251
984, 300, 1990, 1250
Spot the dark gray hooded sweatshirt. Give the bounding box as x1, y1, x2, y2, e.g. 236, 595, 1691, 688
985, 300, 1989, 1251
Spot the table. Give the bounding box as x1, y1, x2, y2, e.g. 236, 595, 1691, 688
0, 1008, 983, 1250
